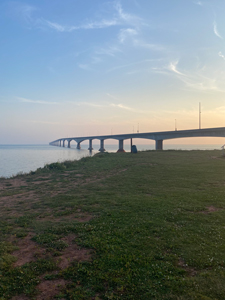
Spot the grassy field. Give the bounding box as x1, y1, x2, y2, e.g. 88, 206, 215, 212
1, 150, 225, 300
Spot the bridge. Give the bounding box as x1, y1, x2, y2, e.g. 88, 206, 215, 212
49, 127, 225, 151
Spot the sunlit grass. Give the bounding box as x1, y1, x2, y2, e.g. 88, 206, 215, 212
0, 150, 225, 299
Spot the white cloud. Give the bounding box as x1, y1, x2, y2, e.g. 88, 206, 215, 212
114, 1, 142, 26
44, 20, 67, 32
27, 1, 144, 34
118, 28, 137, 43
133, 39, 164, 51
107, 59, 161, 73
106, 93, 119, 101
75, 102, 105, 108
18, 97, 60, 105
218, 51, 225, 60
110, 103, 136, 112
193, 1, 203, 6
82, 19, 119, 29
36, 15, 119, 33
95, 46, 122, 57
16, 4, 37, 22
153, 60, 224, 93
168, 61, 185, 75
78, 64, 91, 70
213, 21, 223, 39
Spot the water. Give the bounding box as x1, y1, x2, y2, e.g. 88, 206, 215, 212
0, 145, 96, 178
0, 143, 223, 178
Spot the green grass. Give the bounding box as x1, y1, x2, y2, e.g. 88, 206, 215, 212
1, 150, 225, 299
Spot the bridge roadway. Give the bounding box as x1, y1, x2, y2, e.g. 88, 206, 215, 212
49, 127, 225, 151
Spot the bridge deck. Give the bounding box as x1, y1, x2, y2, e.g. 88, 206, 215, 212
50, 127, 225, 151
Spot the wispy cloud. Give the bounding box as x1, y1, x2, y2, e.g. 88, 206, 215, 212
68, 96, 148, 114
44, 20, 66, 32
16, 4, 37, 22
38, 18, 119, 32
114, 1, 142, 26
106, 93, 119, 101
70, 99, 135, 111
193, 1, 203, 6
118, 28, 137, 43
153, 60, 224, 92
107, 59, 161, 73
95, 46, 122, 57
106, 94, 149, 113
18, 97, 60, 105
133, 39, 164, 51
213, 21, 223, 39
168, 61, 185, 75
78, 64, 92, 70
218, 51, 225, 60
20, 1, 144, 34
110, 103, 136, 112
75, 102, 106, 108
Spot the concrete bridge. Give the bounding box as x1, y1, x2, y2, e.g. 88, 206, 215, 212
49, 127, 225, 151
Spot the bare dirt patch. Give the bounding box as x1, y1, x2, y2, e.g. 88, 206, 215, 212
32, 180, 51, 185
0, 194, 22, 207
12, 233, 45, 267
207, 206, 221, 212
0, 191, 38, 207
178, 258, 197, 276
210, 156, 224, 160
58, 234, 92, 269
36, 279, 67, 300
11, 295, 30, 300
76, 214, 93, 223
0, 179, 28, 190
40, 211, 93, 223
200, 206, 222, 214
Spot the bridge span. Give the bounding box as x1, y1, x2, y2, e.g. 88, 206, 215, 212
49, 127, 225, 152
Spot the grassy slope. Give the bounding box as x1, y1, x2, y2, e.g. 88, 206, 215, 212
1, 150, 225, 299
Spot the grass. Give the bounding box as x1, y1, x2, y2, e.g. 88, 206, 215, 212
0, 150, 225, 299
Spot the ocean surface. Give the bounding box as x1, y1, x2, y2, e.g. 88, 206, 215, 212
0, 143, 223, 178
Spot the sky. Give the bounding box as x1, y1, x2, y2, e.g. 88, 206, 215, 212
1, 0, 225, 145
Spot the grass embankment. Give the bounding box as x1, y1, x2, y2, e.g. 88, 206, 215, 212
0, 150, 225, 299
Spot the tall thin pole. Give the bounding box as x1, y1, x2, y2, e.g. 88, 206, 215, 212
199, 102, 201, 129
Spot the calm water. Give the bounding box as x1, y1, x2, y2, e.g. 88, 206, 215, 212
0, 143, 222, 178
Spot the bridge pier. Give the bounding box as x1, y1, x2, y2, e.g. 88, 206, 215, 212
77, 142, 81, 149
68, 140, 71, 148
155, 140, 163, 150
59, 140, 61, 147
88, 139, 93, 150
117, 139, 125, 152
63, 140, 65, 147
99, 139, 106, 152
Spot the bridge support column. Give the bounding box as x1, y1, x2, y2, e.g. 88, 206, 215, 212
117, 139, 125, 152
63, 140, 65, 147
60, 140, 61, 147
88, 139, 93, 150
77, 142, 81, 149
99, 139, 105, 152
68, 140, 71, 148
155, 140, 163, 150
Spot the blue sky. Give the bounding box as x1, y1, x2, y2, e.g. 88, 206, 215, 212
1, 0, 225, 144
